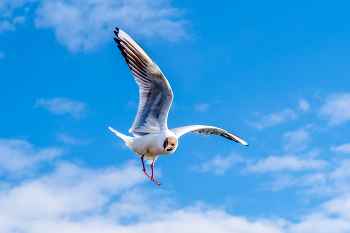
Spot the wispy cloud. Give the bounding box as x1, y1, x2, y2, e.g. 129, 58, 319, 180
1, 0, 188, 52
246, 155, 328, 173
35, 97, 87, 119
57, 134, 77, 145
2, 155, 350, 233
330, 160, 350, 180
33, 0, 188, 52
257, 156, 350, 196
1, 138, 350, 233
0, 160, 147, 225
13, 15, 25, 24
320, 194, 350, 222
194, 103, 210, 112
57, 133, 90, 145
193, 152, 242, 175
0, 138, 63, 175
125, 100, 138, 111
331, 143, 350, 154
299, 99, 310, 112
263, 173, 327, 192
0, 0, 29, 16
287, 194, 350, 232
282, 128, 310, 153
0, 52, 4, 58
0, 1, 28, 34
304, 159, 350, 197
250, 109, 298, 130
0, 19, 15, 34
319, 93, 350, 125
0, 155, 283, 233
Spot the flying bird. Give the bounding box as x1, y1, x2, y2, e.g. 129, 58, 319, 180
109, 28, 248, 185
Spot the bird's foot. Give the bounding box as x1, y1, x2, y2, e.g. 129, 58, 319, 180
142, 169, 161, 185
151, 178, 161, 186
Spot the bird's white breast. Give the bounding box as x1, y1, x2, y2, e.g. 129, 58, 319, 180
128, 130, 176, 156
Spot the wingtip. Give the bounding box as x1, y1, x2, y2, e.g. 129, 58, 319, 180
114, 27, 120, 39
241, 141, 249, 146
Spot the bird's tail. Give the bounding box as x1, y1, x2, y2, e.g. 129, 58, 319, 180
109, 127, 133, 145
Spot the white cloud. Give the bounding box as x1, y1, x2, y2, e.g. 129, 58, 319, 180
3, 158, 350, 233
258, 157, 350, 196
247, 156, 328, 173
2, 139, 350, 233
0, 138, 63, 175
251, 109, 298, 130
321, 194, 350, 220
35, 97, 87, 119
0, 160, 148, 231
330, 160, 350, 180
302, 173, 327, 186
194, 103, 210, 112
34, 0, 188, 52
319, 93, 350, 125
57, 134, 77, 145
301, 160, 350, 197
0, 19, 15, 34
0, 52, 4, 58
57, 133, 90, 145
0, 0, 188, 52
299, 99, 310, 112
264, 173, 327, 192
13, 15, 25, 24
193, 152, 243, 175
0, 0, 29, 34
0, 0, 29, 17
331, 143, 350, 154
282, 129, 310, 152
0, 156, 287, 233
285, 196, 350, 233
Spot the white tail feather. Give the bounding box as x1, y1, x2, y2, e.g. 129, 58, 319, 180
109, 127, 134, 145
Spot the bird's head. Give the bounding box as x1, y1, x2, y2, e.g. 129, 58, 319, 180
163, 136, 178, 152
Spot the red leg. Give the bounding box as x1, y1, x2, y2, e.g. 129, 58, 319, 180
151, 162, 154, 178
141, 155, 152, 179
151, 162, 161, 185
141, 155, 161, 185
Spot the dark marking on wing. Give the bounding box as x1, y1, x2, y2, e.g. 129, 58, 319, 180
190, 127, 246, 144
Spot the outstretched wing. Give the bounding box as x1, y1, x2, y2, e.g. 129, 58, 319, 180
170, 125, 248, 146
114, 28, 173, 137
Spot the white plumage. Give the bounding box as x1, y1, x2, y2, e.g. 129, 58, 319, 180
109, 28, 248, 185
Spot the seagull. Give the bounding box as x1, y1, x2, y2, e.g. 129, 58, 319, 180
109, 27, 248, 185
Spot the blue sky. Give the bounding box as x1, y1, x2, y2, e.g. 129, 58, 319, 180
1, 0, 350, 232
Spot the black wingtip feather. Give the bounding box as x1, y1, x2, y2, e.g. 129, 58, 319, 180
114, 27, 121, 40
117, 44, 127, 55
